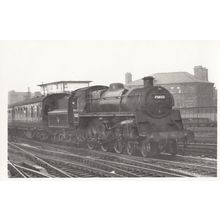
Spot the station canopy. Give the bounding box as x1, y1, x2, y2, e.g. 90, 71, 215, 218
38, 80, 92, 95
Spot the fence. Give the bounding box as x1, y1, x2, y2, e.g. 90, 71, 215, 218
175, 106, 217, 143
176, 106, 217, 122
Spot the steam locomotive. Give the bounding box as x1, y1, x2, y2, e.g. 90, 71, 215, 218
8, 76, 186, 157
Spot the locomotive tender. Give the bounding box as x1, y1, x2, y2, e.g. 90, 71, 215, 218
8, 76, 186, 157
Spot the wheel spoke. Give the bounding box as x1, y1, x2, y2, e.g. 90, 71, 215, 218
101, 143, 108, 152
114, 140, 124, 154
127, 141, 135, 156
87, 138, 96, 150
140, 140, 151, 157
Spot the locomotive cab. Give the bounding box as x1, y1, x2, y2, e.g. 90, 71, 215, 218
45, 93, 70, 128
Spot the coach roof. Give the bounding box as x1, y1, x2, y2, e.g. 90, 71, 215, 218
8, 93, 69, 108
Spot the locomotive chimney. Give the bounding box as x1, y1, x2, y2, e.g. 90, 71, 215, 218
142, 76, 154, 88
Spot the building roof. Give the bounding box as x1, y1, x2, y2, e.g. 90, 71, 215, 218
38, 80, 92, 87
126, 72, 213, 86
8, 90, 27, 95
8, 95, 45, 107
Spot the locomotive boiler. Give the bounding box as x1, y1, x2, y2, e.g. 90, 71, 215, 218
8, 76, 187, 157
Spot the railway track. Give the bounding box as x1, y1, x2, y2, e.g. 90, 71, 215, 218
178, 143, 217, 158
9, 162, 51, 178
77, 148, 217, 177
9, 141, 181, 177
9, 143, 73, 178
8, 140, 216, 177
17, 137, 217, 167
10, 134, 217, 159
8, 142, 121, 177
120, 155, 216, 177
8, 160, 49, 178
8, 160, 26, 178
33, 151, 191, 177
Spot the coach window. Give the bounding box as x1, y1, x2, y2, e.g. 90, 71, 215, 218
17, 107, 20, 119
30, 106, 32, 117
36, 105, 39, 117
39, 106, 42, 117
34, 106, 36, 117
31, 106, 34, 118
28, 106, 31, 118
36, 105, 38, 117
72, 100, 77, 110
29, 106, 31, 118
25, 107, 28, 117
23, 107, 25, 117
33, 105, 36, 118
38, 105, 42, 117
18, 107, 21, 117
16, 108, 19, 119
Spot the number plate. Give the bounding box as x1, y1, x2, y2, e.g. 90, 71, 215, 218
153, 94, 166, 100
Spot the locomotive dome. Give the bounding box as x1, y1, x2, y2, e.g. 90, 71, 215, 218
109, 83, 124, 91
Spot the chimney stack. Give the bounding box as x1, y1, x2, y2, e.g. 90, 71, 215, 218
125, 72, 132, 84
143, 76, 154, 88
194, 66, 208, 81
25, 87, 31, 100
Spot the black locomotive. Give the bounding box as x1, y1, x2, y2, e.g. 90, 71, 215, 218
8, 76, 186, 157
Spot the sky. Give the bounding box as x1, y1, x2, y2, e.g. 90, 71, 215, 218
0, 40, 220, 92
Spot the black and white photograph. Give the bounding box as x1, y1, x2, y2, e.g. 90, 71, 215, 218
4, 41, 217, 178
1, 1, 220, 220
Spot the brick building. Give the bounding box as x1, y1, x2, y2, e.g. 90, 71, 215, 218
125, 66, 216, 108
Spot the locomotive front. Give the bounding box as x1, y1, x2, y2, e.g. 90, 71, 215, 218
128, 76, 186, 156
142, 76, 174, 118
